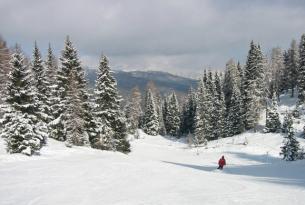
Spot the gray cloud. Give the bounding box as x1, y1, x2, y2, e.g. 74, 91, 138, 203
1, 0, 305, 75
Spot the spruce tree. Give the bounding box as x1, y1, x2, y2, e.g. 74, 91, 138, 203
242, 41, 265, 130
265, 93, 281, 133
195, 80, 213, 142
280, 115, 300, 161
125, 86, 143, 135
31, 42, 50, 123
269, 47, 284, 98
180, 87, 197, 135
146, 81, 164, 135
64, 69, 89, 147
1, 47, 45, 155
298, 34, 305, 103
0, 36, 11, 110
280, 51, 290, 94
224, 59, 241, 108
225, 71, 243, 137
143, 89, 159, 136
166, 91, 180, 137
93, 55, 130, 152
45, 44, 58, 122
282, 112, 293, 133
287, 39, 299, 97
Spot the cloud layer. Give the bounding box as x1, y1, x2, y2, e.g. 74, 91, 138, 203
1, 0, 305, 75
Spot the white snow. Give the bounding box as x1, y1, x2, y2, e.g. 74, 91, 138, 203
0, 93, 305, 205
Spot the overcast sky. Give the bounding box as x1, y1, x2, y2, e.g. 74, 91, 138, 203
1, 0, 305, 76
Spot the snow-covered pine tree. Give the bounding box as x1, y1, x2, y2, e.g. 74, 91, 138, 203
162, 95, 169, 134
0, 36, 11, 111
268, 47, 285, 98
180, 87, 197, 135
143, 88, 159, 136
203, 69, 207, 85
280, 114, 300, 161
31, 42, 50, 123
265, 93, 281, 133
125, 86, 143, 135
282, 112, 293, 133
280, 50, 290, 94
224, 59, 241, 108
49, 38, 73, 141
298, 34, 305, 103
225, 78, 244, 137
242, 41, 265, 130
1, 47, 45, 155
64, 68, 89, 147
287, 39, 299, 97
44, 44, 58, 122
45, 44, 57, 86
213, 71, 226, 139
93, 55, 130, 152
146, 81, 164, 135
195, 79, 213, 142
166, 91, 180, 137
237, 61, 243, 90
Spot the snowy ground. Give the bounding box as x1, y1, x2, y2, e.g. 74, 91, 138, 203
1, 94, 305, 205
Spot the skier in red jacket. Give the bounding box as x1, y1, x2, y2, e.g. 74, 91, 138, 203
217, 156, 226, 170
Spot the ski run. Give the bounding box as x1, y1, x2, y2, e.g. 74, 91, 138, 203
0, 93, 305, 205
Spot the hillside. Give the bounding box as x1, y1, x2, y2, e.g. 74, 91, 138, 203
85, 69, 198, 96
0, 93, 305, 205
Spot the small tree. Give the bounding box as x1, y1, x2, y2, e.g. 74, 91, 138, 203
143, 89, 159, 136
282, 112, 293, 133
265, 93, 281, 132
280, 115, 300, 161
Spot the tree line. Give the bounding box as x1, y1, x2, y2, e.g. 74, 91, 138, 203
125, 35, 305, 160
1, 34, 305, 159
0, 36, 130, 155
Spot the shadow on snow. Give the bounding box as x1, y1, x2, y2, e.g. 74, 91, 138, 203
162, 154, 305, 188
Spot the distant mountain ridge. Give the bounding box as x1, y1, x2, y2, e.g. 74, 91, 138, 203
85, 69, 198, 97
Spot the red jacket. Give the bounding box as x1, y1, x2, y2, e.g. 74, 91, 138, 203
218, 157, 226, 166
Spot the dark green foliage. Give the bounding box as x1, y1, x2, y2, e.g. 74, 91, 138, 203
265, 94, 281, 133
280, 115, 300, 161
93, 55, 130, 153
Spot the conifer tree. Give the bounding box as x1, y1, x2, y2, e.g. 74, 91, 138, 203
64, 69, 89, 147
224, 59, 241, 108
269, 47, 285, 98
180, 88, 196, 135
31, 42, 50, 123
242, 41, 265, 130
125, 86, 143, 135
166, 91, 180, 137
1, 47, 45, 155
282, 112, 293, 133
45, 44, 58, 122
143, 89, 159, 136
298, 34, 305, 103
225, 80, 243, 137
0, 36, 11, 110
146, 81, 164, 135
280, 51, 290, 94
195, 80, 213, 142
162, 96, 169, 134
287, 39, 299, 97
280, 114, 300, 161
93, 55, 130, 152
265, 93, 281, 133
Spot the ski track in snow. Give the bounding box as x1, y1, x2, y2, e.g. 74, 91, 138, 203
0, 94, 305, 205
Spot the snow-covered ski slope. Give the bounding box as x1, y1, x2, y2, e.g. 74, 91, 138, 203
1, 94, 305, 205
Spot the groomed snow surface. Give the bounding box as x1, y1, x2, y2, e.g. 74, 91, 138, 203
1, 94, 305, 205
